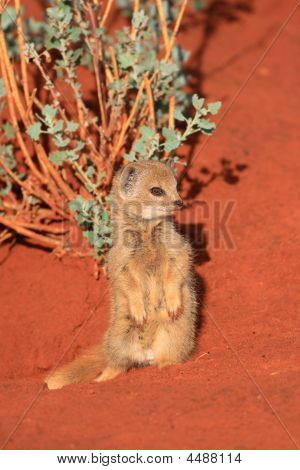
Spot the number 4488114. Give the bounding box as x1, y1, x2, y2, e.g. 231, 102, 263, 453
187, 453, 242, 464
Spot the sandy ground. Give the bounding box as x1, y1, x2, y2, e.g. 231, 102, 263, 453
0, 0, 299, 449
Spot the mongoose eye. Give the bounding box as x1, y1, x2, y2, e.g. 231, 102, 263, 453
150, 187, 165, 197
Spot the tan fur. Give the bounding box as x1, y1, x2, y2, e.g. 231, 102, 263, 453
45, 161, 197, 390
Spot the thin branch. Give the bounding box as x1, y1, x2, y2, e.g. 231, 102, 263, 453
109, 46, 119, 81
13, 220, 68, 235
36, 145, 76, 201
0, 32, 71, 199
100, 0, 114, 27
25, 88, 37, 121
169, 95, 175, 128
14, 0, 30, 106
0, 229, 12, 244
0, 47, 73, 201
31, 52, 69, 124
0, 29, 26, 122
0, 50, 47, 184
87, 4, 108, 131
164, 0, 188, 62
0, 156, 26, 188
0, 215, 62, 249
111, 74, 148, 161
105, 64, 114, 84
156, 0, 170, 51
73, 162, 98, 198
144, 76, 156, 129
131, 0, 140, 36
0, 156, 70, 219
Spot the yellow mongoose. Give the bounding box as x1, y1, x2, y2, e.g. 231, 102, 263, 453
46, 161, 197, 389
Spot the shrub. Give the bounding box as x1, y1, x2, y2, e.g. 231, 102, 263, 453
0, 0, 220, 266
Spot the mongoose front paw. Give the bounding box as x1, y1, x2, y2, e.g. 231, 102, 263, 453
167, 303, 184, 320
129, 306, 147, 325
164, 289, 183, 320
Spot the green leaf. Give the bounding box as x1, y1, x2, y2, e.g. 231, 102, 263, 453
27, 18, 46, 35
75, 141, 85, 151
198, 119, 216, 131
49, 119, 63, 134
1, 7, 17, 30
64, 10, 73, 26
68, 26, 82, 42
71, 48, 83, 64
108, 79, 127, 92
119, 53, 135, 69
83, 230, 94, 244
142, 50, 156, 71
69, 197, 82, 212
46, 7, 61, 20
140, 126, 155, 139
162, 127, 181, 152
102, 211, 110, 222
192, 95, 205, 112
95, 27, 105, 38
207, 101, 222, 115
94, 237, 104, 249
66, 150, 80, 162
26, 122, 42, 141
124, 153, 136, 162
159, 62, 178, 77
42, 104, 57, 123
133, 139, 146, 154
0, 144, 15, 166
3, 122, 15, 139
132, 10, 148, 30
49, 151, 67, 165
194, 0, 206, 10
66, 121, 79, 132
174, 109, 186, 122
54, 136, 71, 147
86, 165, 95, 178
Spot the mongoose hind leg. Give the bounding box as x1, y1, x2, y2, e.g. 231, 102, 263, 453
94, 366, 125, 383
152, 328, 185, 369
156, 359, 179, 369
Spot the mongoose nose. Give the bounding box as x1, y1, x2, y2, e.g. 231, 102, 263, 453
174, 199, 183, 208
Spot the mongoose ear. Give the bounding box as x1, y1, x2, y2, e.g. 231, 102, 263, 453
166, 161, 176, 174
120, 164, 138, 195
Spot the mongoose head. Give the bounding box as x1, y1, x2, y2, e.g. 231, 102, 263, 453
113, 160, 183, 220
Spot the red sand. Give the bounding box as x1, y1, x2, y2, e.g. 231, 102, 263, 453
1, 0, 299, 450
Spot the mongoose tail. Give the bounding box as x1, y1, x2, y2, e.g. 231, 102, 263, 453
45, 344, 106, 390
